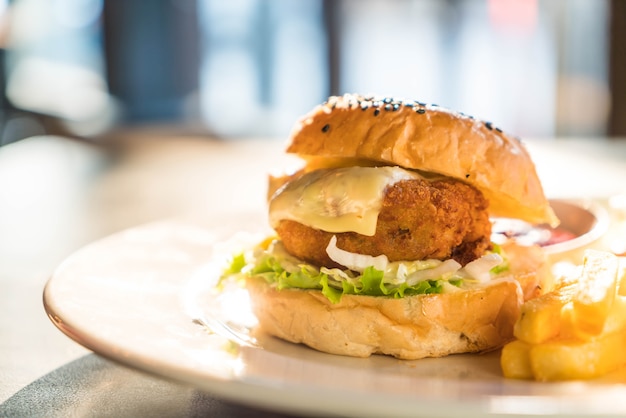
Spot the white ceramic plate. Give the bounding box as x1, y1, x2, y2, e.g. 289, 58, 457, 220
43, 216, 626, 418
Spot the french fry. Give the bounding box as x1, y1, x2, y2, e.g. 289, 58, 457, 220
500, 340, 533, 379
568, 250, 619, 336
560, 294, 626, 340
513, 281, 576, 344
529, 331, 626, 381
602, 295, 626, 334
618, 257, 626, 296
501, 251, 626, 382
504, 322, 626, 381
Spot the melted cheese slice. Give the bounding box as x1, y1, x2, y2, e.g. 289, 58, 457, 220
269, 166, 422, 236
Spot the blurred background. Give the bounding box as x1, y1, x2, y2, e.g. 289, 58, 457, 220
0, 0, 622, 146
3, 3, 626, 412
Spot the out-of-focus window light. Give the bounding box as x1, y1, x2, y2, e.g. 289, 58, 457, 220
196, 0, 609, 139
337, 0, 608, 139
0, 0, 612, 142
554, 0, 610, 136
0, 0, 7, 21
4, 0, 116, 139
198, 0, 328, 137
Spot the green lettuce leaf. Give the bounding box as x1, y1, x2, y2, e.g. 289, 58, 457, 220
220, 240, 510, 304
224, 253, 460, 304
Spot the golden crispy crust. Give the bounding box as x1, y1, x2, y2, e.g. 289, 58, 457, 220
246, 242, 551, 359
275, 178, 491, 266
286, 94, 558, 226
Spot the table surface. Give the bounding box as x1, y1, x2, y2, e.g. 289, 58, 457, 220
1, 132, 626, 417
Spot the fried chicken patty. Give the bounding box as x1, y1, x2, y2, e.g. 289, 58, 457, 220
274, 178, 491, 267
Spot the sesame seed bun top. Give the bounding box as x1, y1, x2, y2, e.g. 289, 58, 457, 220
286, 93, 558, 226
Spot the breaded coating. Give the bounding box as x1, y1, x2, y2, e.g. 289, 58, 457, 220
275, 178, 491, 267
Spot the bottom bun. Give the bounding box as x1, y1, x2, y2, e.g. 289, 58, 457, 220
245, 243, 551, 360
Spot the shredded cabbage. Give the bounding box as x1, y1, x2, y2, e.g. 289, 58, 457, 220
221, 237, 510, 304
461, 253, 503, 283
326, 235, 388, 271
406, 259, 461, 286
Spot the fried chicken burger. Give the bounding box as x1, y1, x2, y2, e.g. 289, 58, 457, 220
225, 93, 558, 360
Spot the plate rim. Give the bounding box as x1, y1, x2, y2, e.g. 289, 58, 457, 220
42, 218, 626, 418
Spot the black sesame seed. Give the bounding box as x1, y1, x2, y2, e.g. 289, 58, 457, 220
374, 108, 380, 116
465, 174, 470, 178
416, 108, 426, 114
495, 127, 503, 133
485, 122, 493, 130
322, 124, 330, 133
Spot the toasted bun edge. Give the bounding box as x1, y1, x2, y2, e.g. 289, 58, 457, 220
245, 242, 550, 359
286, 94, 557, 226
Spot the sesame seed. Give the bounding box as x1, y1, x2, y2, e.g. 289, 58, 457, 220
322, 124, 330, 133
374, 109, 380, 116
416, 108, 426, 114
485, 122, 493, 130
